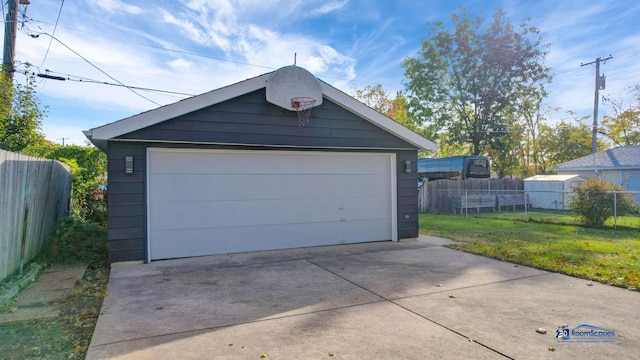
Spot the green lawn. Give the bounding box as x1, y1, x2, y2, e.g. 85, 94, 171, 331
475, 209, 640, 229
419, 213, 640, 290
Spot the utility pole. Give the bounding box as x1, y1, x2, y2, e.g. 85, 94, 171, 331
58, 137, 69, 146
581, 55, 613, 154
3, 0, 18, 80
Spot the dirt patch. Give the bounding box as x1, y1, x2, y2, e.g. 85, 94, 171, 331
0, 264, 109, 360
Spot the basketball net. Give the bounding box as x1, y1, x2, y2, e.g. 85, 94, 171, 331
291, 96, 317, 126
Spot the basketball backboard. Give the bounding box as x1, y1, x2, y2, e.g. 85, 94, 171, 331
265, 65, 323, 111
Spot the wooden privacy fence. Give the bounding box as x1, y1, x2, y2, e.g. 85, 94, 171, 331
0, 150, 71, 282
418, 178, 524, 213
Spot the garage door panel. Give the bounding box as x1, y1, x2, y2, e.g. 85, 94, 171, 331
151, 196, 391, 230
150, 219, 392, 260
149, 150, 391, 175
148, 149, 395, 260
150, 174, 391, 202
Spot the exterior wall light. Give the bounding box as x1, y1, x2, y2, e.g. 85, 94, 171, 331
125, 156, 134, 174
404, 159, 411, 173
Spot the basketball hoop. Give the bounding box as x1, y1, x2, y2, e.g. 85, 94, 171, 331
291, 96, 317, 126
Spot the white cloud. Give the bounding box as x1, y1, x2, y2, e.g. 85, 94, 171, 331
314, 0, 349, 16
168, 58, 193, 71
94, 0, 144, 15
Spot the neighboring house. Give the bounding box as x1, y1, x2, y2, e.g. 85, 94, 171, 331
550, 145, 640, 207
84, 66, 436, 263
550, 146, 640, 191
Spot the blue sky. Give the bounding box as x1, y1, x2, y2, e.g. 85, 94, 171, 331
6, 0, 640, 145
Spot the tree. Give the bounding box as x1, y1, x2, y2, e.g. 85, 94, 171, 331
353, 83, 430, 136
402, 8, 551, 169
0, 68, 47, 151
537, 116, 604, 169
600, 86, 640, 146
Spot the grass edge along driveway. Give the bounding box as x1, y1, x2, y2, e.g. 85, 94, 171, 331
418, 213, 640, 290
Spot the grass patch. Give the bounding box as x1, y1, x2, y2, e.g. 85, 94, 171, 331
419, 213, 640, 290
0, 218, 108, 360
476, 209, 640, 229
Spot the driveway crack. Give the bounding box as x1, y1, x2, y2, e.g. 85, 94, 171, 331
305, 259, 515, 359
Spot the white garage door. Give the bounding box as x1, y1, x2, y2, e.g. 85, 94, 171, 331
147, 148, 397, 260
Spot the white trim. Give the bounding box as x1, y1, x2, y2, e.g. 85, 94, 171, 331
106, 138, 418, 151
390, 154, 398, 241
85, 68, 436, 151
146, 147, 152, 263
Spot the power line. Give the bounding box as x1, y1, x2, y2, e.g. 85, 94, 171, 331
17, 17, 380, 86
21, 18, 275, 70
29, 31, 161, 106
39, 0, 64, 67
37, 70, 196, 98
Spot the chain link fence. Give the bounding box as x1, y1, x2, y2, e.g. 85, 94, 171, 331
423, 188, 640, 230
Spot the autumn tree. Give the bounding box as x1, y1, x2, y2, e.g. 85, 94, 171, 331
353, 83, 430, 136
600, 85, 640, 146
402, 8, 551, 172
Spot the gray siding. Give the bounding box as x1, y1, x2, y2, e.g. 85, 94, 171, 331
106, 90, 419, 262
107, 142, 147, 263
118, 90, 415, 149
396, 150, 419, 239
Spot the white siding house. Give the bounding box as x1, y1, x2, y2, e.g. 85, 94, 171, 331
550, 145, 640, 206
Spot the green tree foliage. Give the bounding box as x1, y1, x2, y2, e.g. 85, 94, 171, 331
601, 85, 640, 146
538, 116, 605, 169
512, 90, 550, 176
402, 8, 551, 173
0, 68, 47, 151
24, 142, 107, 224
571, 179, 639, 227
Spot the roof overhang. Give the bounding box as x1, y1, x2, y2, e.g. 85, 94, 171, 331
552, 166, 639, 171
84, 72, 436, 152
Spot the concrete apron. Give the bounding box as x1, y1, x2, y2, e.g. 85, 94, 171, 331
87, 236, 639, 359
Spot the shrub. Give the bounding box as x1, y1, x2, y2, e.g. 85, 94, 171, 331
41, 217, 108, 265
570, 179, 639, 227
24, 143, 108, 225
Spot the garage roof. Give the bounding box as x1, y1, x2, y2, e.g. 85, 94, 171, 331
84, 71, 436, 151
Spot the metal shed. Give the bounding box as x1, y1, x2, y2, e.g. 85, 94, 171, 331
524, 175, 585, 210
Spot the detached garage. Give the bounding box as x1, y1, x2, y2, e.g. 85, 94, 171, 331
85, 66, 435, 263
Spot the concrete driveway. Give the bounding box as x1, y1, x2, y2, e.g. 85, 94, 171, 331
87, 236, 639, 359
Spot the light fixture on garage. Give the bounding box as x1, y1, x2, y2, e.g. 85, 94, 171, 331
404, 160, 411, 173
125, 156, 134, 174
